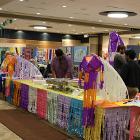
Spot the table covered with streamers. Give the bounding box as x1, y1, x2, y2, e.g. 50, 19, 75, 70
4, 79, 140, 140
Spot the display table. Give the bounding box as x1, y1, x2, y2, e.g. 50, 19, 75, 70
4, 79, 140, 140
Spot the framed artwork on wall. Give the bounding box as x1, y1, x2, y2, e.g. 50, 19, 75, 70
73, 46, 88, 63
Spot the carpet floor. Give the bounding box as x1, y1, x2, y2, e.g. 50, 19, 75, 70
0, 106, 72, 140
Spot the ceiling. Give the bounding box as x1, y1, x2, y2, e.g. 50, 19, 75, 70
0, 0, 140, 35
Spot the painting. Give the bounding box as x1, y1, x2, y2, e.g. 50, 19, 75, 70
73, 46, 87, 62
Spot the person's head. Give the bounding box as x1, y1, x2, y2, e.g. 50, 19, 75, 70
55, 49, 64, 57
117, 45, 126, 54
125, 49, 136, 61
5, 51, 10, 56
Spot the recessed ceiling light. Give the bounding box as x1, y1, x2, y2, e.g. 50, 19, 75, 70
33, 25, 47, 30
36, 13, 41, 15
0, 8, 3, 10
17, 30, 23, 33
68, 24, 72, 27
124, 23, 128, 26
62, 5, 67, 8
14, 18, 17, 21
108, 12, 128, 18
99, 11, 137, 19
133, 36, 140, 39
42, 22, 46, 24
105, 29, 109, 31
69, 17, 74, 19
84, 34, 89, 38
99, 20, 102, 22
19, 0, 24, 1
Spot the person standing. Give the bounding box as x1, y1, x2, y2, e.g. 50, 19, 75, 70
51, 49, 73, 78
120, 49, 140, 99
114, 45, 126, 74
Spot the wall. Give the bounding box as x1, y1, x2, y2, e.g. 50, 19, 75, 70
0, 29, 88, 49
89, 37, 98, 54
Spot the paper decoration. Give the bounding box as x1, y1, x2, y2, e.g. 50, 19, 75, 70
37, 89, 47, 119
47, 92, 58, 124
14, 56, 43, 79
68, 99, 83, 137
20, 84, 29, 110
57, 95, 71, 129
108, 31, 124, 66
28, 87, 37, 114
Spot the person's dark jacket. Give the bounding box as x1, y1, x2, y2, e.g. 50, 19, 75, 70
120, 60, 140, 91
43, 64, 51, 78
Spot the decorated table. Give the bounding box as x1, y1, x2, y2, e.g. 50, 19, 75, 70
4, 78, 140, 140
1, 52, 140, 140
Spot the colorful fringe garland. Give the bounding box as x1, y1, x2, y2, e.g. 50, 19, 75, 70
20, 84, 29, 110
37, 89, 47, 119
28, 87, 37, 113
47, 92, 58, 124
68, 99, 83, 137
13, 81, 21, 106
84, 107, 104, 140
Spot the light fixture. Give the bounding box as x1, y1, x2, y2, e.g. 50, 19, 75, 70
133, 36, 140, 39
99, 11, 137, 19
36, 13, 41, 15
0, 8, 3, 10
91, 26, 95, 29
62, 5, 67, 8
19, 0, 24, 1
68, 24, 72, 27
30, 25, 52, 30
84, 34, 89, 38
108, 12, 128, 18
14, 18, 17, 21
124, 23, 128, 26
33, 25, 47, 30
104, 29, 109, 32
69, 17, 74, 19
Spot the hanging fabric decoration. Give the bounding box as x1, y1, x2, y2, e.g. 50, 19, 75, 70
28, 87, 37, 114
47, 92, 58, 124
57, 95, 71, 129
79, 54, 104, 127
20, 84, 29, 110
108, 31, 124, 66
103, 107, 130, 140
37, 89, 47, 119
68, 99, 83, 137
